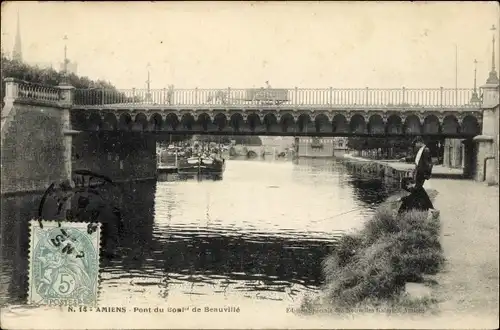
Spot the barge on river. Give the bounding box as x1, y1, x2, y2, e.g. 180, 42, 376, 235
157, 145, 183, 181
177, 153, 226, 180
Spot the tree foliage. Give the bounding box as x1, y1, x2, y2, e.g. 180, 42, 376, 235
1, 54, 139, 106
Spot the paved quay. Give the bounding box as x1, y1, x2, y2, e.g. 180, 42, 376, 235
431, 179, 499, 325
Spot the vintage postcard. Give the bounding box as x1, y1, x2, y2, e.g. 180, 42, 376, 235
1, 1, 499, 329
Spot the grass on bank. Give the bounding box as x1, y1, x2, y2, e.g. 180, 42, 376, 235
301, 199, 445, 315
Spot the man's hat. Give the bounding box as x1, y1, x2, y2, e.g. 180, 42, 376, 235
412, 136, 425, 146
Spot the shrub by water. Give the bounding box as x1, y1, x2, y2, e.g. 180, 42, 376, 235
319, 199, 445, 310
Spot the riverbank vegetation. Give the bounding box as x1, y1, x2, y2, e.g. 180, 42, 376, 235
301, 201, 445, 314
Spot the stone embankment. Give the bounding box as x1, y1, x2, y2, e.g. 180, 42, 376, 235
338, 153, 463, 181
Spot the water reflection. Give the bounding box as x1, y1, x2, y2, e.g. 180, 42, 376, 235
1, 158, 401, 309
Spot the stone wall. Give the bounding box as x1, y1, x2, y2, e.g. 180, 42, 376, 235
474, 105, 499, 184
1, 104, 66, 194
1, 104, 158, 196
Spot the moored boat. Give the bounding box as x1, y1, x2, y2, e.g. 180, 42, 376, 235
178, 151, 226, 180
158, 145, 181, 168
157, 145, 184, 181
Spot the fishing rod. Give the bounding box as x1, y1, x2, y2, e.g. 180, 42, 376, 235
309, 206, 370, 224
309, 198, 402, 224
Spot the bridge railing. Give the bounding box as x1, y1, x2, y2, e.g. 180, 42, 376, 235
4, 78, 62, 103
71, 87, 482, 108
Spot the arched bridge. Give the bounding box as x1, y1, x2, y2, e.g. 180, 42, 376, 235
71, 108, 482, 138
6, 79, 484, 137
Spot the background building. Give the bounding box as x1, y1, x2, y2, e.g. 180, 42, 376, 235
296, 137, 348, 158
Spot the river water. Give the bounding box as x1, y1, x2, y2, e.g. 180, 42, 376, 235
0, 157, 402, 326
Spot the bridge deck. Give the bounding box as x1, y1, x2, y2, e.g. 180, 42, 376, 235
72, 102, 482, 111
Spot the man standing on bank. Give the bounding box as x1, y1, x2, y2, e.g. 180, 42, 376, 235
398, 136, 435, 214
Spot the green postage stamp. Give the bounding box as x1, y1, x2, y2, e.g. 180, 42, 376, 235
28, 220, 101, 306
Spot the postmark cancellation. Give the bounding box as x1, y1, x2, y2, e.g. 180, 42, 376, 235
28, 220, 101, 307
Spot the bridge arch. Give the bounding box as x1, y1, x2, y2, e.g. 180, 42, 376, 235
280, 113, 296, 133
195, 112, 215, 132
332, 114, 349, 133
88, 113, 102, 131
297, 113, 313, 133
461, 115, 480, 135
349, 114, 366, 134
180, 113, 195, 131
133, 113, 148, 131
72, 112, 87, 130
386, 115, 403, 134
442, 115, 460, 135
230, 113, 245, 132
403, 115, 422, 135
165, 113, 179, 131
422, 114, 440, 135
246, 113, 261, 132
118, 113, 133, 131
367, 114, 385, 134
213, 113, 228, 131
263, 113, 279, 133
102, 112, 118, 131
314, 114, 331, 133
148, 113, 163, 131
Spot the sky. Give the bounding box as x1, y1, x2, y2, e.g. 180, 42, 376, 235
1, 1, 499, 89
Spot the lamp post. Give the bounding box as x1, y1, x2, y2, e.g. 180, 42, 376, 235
470, 59, 481, 104
486, 24, 499, 84
60, 35, 69, 85
145, 62, 152, 103
455, 44, 458, 106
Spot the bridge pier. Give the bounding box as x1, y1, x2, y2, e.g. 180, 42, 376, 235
1, 78, 158, 196
1, 79, 71, 194
443, 138, 465, 169
462, 139, 476, 179
472, 72, 499, 184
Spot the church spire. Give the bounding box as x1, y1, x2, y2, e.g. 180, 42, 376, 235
486, 24, 499, 84
12, 11, 22, 62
